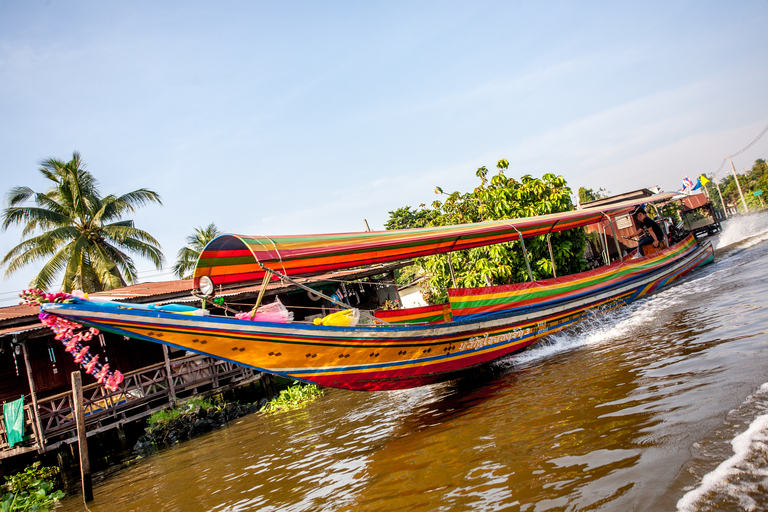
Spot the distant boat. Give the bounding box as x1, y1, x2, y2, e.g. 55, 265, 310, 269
43, 192, 714, 391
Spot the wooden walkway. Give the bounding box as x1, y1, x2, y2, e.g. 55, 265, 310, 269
0, 353, 262, 460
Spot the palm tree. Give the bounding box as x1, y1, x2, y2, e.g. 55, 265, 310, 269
172, 223, 222, 279
1, 151, 165, 293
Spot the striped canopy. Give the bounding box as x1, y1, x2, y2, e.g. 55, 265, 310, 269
193, 192, 676, 288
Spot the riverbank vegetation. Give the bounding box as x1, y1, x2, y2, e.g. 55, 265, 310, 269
134, 396, 260, 454
135, 382, 324, 454
147, 396, 222, 432
706, 158, 768, 213
1, 462, 65, 512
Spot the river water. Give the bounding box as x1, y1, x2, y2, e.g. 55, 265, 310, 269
60, 214, 768, 512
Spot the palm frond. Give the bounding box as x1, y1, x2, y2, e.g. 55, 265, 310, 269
5, 186, 35, 207
2, 206, 71, 231
100, 189, 162, 221
109, 235, 164, 268
172, 223, 221, 278
102, 223, 163, 249
31, 244, 74, 291
90, 244, 127, 289
1, 228, 76, 275
98, 244, 137, 285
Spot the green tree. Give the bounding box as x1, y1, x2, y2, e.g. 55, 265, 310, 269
578, 186, 609, 205
1, 152, 164, 292
383, 206, 432, 230
173, 223, 222, 279
748, 159, 768, 207
387, 159, 586, 304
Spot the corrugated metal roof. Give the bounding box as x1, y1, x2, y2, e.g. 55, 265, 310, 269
0, 322, 45, 339
0, 304, 40, 321
88, 280, 195, 301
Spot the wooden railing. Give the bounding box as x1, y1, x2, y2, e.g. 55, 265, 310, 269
1, 354, 259, 458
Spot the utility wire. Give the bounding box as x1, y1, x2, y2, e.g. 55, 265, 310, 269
713, 120, 768, 178
731, 122, 768, 158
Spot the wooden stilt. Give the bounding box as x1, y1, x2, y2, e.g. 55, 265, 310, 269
19, 338, 45, 452
162, 345, 176, 402
71, 371, 93, 502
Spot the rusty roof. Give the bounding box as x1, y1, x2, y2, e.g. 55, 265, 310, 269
0, 322, 45, 338
0, 304, 40, 321
88, 279, 195, 301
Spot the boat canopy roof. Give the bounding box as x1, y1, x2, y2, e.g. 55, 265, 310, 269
193, 192, 675, 289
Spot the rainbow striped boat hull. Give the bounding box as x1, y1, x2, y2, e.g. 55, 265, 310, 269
43, 236, 714, 391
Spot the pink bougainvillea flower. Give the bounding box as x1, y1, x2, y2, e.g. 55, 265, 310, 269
84, 354, 99, 374
23, 289, 122, 392
94, 364, 110, 383
74, 346, 90, 363
64, 338, 80, 353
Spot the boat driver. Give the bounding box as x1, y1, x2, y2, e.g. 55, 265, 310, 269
632, 205, 664, 256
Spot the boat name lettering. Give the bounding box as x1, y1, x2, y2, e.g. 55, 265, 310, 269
459, 328, 528, 351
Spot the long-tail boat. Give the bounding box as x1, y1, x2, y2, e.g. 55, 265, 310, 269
42, 192, 714, 391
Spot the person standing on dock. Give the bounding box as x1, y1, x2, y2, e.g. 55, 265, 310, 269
632, 205, 664, 256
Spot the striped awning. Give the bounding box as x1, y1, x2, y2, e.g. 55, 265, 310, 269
193, 192, 675, 288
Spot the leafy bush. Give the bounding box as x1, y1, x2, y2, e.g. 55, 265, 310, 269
262, 383, 323, 414
147, 396, 223, 431
1, 462, 65, 512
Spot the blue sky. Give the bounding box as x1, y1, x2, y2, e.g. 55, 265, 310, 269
1, 0, 767, 304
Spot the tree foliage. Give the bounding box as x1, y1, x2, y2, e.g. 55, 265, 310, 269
172, 223, 222, 279
383, 206, 432, 230
386, 159, 587, 304
1, 152, 164, 293
577, 186, 609, 205
706, 159, 768, 212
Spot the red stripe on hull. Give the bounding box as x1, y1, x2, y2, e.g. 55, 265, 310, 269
290, 336, 543, 391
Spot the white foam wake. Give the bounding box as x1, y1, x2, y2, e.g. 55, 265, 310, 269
716, 212, 768, 249
677, 383, 768, 512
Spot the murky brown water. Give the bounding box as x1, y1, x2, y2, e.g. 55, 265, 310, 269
60, 215, 768, 511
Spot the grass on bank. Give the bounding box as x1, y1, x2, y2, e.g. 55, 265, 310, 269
262, 383, 324, 414
147, 396, 221, 432
1, 462, 65, 512
146, 380, 324, 431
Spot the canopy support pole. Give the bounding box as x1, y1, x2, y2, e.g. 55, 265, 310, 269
602, 213, 623, 261
546, 233, 557, 278
447, 256, 457, 288
513, 227, 534, 282
599, 224, 609, 265
256, 263, 390, 325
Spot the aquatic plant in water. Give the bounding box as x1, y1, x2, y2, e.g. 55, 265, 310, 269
1, 462, 65, 512
262, 383, 324, 414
